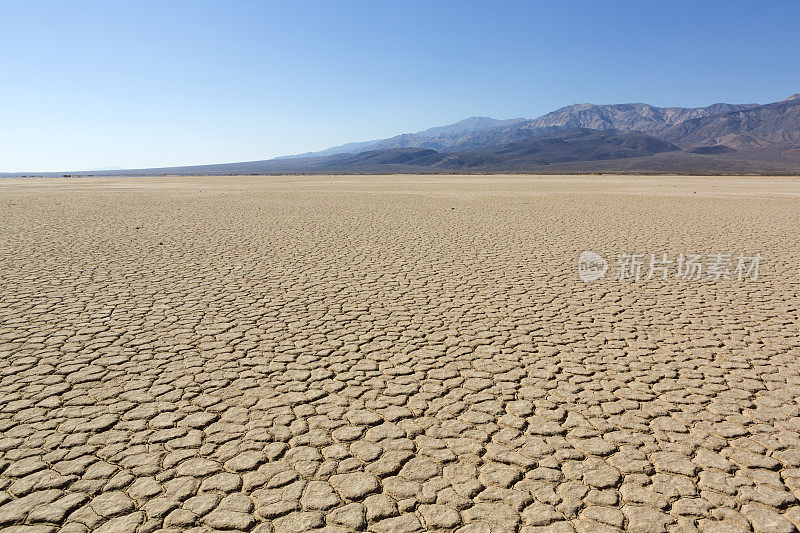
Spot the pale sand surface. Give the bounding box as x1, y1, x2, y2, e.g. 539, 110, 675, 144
1, 174, 799, 532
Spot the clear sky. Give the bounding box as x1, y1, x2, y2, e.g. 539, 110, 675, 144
1, 0, 798, 172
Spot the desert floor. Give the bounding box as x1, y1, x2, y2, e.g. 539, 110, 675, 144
1, 174, 800, 533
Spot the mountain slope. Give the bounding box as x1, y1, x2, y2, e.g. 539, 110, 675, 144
522, 102, 758, 138
4, 95, 800, 177
282, 116, 529, 158
285, 101, 764, 159
662, 98, 800, 148
295, 129, 681, 171
434, 128, 681, 169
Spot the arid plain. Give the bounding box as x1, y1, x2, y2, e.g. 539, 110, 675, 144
1, 175, 799, 533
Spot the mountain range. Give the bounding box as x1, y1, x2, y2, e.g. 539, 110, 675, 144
283, 102, 765, 158
5, 94, 800, 176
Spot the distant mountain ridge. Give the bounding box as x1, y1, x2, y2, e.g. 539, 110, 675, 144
319, 129, 681, 170
280, 116, 530, 158
659, 98, 800, 147
523, 102, 759, 138
283, 96, 798, 159
4, 94, 800, 177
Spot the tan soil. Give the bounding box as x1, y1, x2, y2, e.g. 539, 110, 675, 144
0, 174, 799, 532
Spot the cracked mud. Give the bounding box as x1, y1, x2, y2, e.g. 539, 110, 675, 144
1, 175, 799, 533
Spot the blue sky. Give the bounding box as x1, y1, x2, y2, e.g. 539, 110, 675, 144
1, 1, 798, 172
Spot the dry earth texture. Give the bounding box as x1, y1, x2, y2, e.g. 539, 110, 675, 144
1, 175, 800, 533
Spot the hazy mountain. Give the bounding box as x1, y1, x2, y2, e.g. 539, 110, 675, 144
414, 116, 528, 136
5, 94, 799, 177
283, 97, 798, 160
16, 129, 677, 176
661, 98, 800, 148
430, 128, 681, 169
523, 102, 758, 138
281, 116, 530, 158
526, 98, 800, 151
296, 129, 679, 171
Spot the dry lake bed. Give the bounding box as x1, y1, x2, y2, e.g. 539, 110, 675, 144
1, 174, 800, 533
